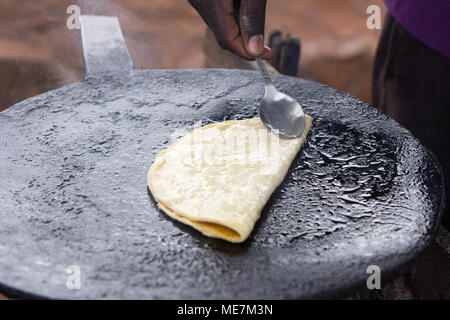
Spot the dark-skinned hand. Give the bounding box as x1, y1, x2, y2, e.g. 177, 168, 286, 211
188, 0, 274, 60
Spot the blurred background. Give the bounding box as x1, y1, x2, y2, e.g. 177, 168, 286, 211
0, 0, 386, 112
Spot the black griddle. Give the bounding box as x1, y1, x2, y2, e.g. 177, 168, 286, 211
0, 16, 444, 299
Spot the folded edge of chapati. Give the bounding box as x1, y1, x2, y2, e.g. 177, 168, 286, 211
148, 115, 312, 243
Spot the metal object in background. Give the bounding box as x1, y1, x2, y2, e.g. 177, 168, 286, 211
269, 30, 301, 77
0, 16, 444, 299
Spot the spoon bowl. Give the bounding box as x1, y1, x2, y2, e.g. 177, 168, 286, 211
256, 57, 306, 139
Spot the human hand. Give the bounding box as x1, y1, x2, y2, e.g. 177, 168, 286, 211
188, 0, 273, 60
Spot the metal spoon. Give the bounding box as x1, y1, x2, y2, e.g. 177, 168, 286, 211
255, 57, 306, 139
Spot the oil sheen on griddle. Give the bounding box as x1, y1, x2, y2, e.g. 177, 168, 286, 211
252, 117, 398, 247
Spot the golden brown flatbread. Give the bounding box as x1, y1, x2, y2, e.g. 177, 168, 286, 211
148, 116, 312, 243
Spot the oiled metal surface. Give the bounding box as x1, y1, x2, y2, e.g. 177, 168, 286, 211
0, 69, 443, 299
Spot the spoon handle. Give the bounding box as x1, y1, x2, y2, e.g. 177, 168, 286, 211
256, 57, 273, 87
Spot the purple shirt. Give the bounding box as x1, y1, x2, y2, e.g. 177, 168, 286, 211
384, 0, 450, 59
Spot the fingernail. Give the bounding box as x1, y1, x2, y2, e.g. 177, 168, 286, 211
248, 35, 264, 55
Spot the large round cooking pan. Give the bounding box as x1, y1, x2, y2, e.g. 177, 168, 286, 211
0, 16, 443, 299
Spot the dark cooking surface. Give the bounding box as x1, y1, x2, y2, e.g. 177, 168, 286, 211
0, 69, 443, 299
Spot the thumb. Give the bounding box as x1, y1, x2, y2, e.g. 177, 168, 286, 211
239, 0, 267, 57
